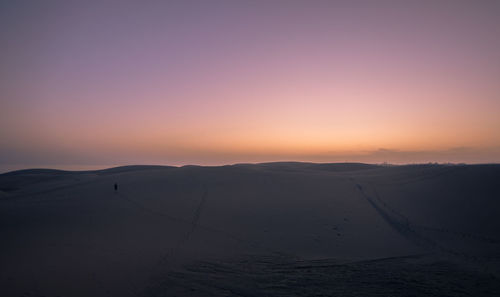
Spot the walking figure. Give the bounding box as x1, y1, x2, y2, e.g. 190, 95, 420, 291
114, 183, 118, 192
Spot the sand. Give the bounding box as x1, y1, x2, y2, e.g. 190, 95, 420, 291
0, 163, 499, 296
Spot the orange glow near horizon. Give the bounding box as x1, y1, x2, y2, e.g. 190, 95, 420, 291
1, 1, 500, 169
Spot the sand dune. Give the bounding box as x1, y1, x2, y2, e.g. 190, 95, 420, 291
1, 163, 499, 296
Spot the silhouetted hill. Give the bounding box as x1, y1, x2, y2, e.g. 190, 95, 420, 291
1, 163, 499, 296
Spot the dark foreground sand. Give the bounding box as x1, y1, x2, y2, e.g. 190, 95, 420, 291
1, 163, 499, 296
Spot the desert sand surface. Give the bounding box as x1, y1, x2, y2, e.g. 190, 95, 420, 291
1, 163, 499, 296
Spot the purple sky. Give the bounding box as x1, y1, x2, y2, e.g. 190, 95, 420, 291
1, 0, 500, 171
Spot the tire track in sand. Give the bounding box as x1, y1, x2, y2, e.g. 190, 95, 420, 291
351, 179, 439, 251
351, 179, 492, 260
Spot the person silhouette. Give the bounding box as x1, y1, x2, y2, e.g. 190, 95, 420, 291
114, 183, 118, 192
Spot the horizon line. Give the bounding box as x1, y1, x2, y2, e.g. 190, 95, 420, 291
3, 161, 500, 175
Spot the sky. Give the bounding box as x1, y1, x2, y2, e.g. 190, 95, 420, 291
1, 0, 500, 171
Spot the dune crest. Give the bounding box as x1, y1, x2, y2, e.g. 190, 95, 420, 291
1, 163, 499, 296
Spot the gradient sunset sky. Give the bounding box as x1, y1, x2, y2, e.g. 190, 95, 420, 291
1, 0, 500, 170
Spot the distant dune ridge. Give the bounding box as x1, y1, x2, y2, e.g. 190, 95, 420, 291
1, 163, 499, 296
